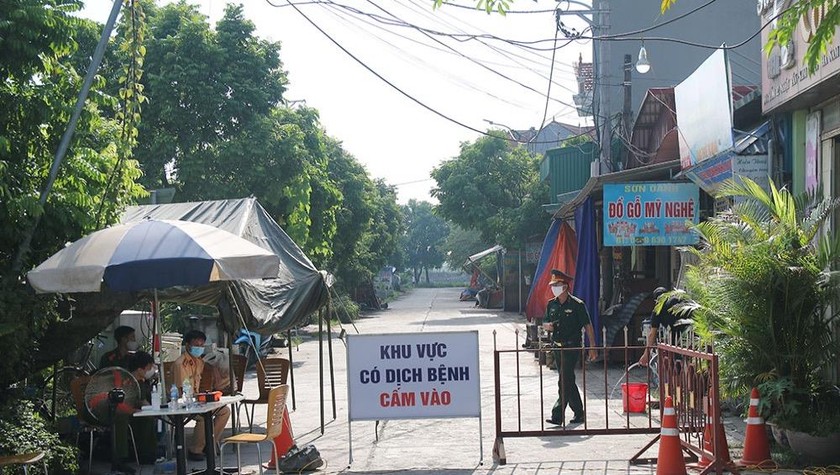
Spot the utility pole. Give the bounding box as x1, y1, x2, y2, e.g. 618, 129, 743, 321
597, 0, 611, 174
622, 53, 632, 171
554, 0, 605, 171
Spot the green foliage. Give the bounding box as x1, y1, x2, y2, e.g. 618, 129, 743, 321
766, 0, 840, 73
431, 131, 548, 248
401, 200, 450, 284
0, 393, 78, 474
682, 178, 840, 434
433, 0, 509, 14
442, 224, 493, 270
330, 293, 360, 324
662, 0, 839, 74
0, 0, 145, 388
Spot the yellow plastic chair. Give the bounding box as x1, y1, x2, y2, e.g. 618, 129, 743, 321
0, 452, 48, 475
239, 358, 289, 432
220, 384, 288, 475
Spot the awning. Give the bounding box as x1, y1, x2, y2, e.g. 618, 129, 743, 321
553, 159, 682, 219
681, 121, 771, 194
464, 245, 504, 268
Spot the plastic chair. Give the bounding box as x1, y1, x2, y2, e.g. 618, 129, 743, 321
239, 358, 289, 432
69, 376, 139, 474
220, 385, 289, 475
0, 452, 49, 475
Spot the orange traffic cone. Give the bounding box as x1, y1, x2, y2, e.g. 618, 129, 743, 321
657, 396, 687, 475
738, 387, 772, 468
266, 407, 295, 470
698, 394, 731, 467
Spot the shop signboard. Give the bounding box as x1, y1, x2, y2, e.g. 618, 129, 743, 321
685, 153, 770, 195
346, 331, 480, 421
761, 2, 840, 113
675, 49, 733, 169
603, 182, 699, 247
525, 240, 542, 264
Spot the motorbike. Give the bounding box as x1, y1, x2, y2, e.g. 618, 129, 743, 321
233, 328, 273, 369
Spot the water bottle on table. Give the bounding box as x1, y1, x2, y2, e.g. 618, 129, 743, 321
182, 378, 194, 409
169, 383, 179, 410
151, 384, 161, 410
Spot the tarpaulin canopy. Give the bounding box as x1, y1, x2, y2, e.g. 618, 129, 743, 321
30, 198, 328, 370
462, 245, 505, 284
121, 198, 329, 333
525, 220, 577, 321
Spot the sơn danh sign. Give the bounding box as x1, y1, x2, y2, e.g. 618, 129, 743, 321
603, 182, 699, 247
346, 331, 480, 421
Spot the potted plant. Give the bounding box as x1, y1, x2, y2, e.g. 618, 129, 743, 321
678, 178, 840, 463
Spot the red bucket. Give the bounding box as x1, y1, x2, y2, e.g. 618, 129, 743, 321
621, 383, 648, 413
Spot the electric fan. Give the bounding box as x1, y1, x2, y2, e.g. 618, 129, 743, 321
84, 367, 141, 474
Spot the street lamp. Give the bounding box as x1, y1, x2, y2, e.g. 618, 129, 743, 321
483, 119, 519, 141
636, 42, 651, 74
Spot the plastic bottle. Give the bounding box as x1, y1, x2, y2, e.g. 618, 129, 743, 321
151, 384, 161, 410
182, 378, 194, 409
169, 384, 179, 410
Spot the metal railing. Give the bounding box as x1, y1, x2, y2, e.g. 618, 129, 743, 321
492, 325, 736, 474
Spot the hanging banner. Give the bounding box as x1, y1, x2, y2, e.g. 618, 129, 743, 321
806, 111, 821, 193
346, 331, 480, 421
603, 182, 700, 247
675, 49, 733, 168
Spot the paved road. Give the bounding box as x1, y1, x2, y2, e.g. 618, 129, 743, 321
279, 288, 667, 474
169, 287, 788, 475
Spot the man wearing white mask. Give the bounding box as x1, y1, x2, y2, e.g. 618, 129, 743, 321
174, 330, 230, 461
99, 325, 138, 369
126, 351, 159, 463
543, 269, 597, 426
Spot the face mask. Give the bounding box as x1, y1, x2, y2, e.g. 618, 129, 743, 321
550, 284, 566, 297
126, 340, 139, 351
189, 346, 204, 358
144, 368, 157, 380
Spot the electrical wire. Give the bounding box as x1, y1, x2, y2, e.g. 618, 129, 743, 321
400, 0, 584, 95
317, 0, 530, 109
266, 0, 599, 144
531, 18, 560, 145
585, 0, 720, 39
359, 0, 580, 112
438, 0, 559, 15
576, 7, 781, 51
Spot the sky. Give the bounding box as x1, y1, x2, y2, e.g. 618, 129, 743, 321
79, 0, 594, 203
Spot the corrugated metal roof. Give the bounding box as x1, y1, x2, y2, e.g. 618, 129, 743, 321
553, 160, 682, 219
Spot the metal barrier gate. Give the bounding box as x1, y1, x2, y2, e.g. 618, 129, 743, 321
492, 328, 738, 474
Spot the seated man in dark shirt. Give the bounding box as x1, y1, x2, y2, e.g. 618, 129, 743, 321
99, 325, 138, 369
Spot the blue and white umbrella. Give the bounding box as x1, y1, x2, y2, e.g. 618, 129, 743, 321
27, 219, 281, 293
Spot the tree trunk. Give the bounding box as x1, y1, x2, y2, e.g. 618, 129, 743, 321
424, 267, 430, 284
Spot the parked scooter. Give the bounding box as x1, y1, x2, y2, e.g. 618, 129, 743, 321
234, 328, 272, 369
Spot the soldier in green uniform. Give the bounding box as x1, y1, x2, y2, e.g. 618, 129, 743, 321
543, 269, 597, 425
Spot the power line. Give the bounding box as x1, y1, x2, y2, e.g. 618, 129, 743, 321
532, 18, 560, 144
587, 0, 720, 39
266, 0, 589, 144
317, 1, 531, 109
360, 0, 582, 113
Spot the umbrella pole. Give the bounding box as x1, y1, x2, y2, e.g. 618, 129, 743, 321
154, 289, 164, 394
318, 307, 324, 434
326, 298, 336, 420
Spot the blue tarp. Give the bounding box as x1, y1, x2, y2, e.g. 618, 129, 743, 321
574, 196, 601, 345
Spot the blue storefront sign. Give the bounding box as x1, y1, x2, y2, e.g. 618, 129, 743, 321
603, 182, 700, 247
